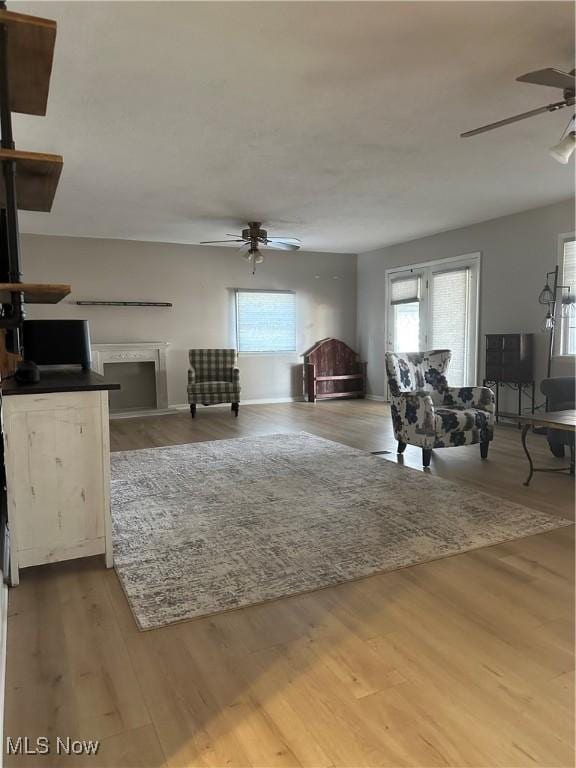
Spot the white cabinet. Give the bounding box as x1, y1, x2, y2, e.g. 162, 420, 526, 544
2, 390, 113, 585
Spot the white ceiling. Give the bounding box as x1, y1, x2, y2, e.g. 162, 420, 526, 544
14, 1, 575, 253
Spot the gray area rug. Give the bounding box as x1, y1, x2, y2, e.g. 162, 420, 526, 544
110, 432, 572, 630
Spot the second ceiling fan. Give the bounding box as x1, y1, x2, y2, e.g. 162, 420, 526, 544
460, 67, 576, 163
201, 222, 301, 272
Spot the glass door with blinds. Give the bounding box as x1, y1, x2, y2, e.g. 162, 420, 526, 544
387, 254, 480, 388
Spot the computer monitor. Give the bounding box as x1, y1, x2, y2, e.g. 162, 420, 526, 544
22, 319, 92, 370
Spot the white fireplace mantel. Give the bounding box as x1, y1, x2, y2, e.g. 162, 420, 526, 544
91, 342, 169, 410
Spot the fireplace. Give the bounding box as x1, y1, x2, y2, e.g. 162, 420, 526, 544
91, 342, 169, 414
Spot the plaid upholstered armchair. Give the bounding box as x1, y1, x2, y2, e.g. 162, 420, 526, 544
384, 349, 495, 467
188, 349, 241, 418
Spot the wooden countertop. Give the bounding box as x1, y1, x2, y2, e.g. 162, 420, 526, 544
1, 368, 120, 396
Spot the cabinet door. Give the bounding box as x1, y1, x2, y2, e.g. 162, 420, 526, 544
3, 392, 106, 556
485, 335, 503, 380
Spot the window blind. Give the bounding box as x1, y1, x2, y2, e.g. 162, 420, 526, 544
431, 268, 469, 387
561, 239, 576, 355
236, 290, 296, 353
390, 276, 420, 305
562, 239, 576, 288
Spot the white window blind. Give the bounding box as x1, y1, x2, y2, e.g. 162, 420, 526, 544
561, 238, 576, 355
236, 290, 296, 353
390, 276, 420, 305
431, 268, 469, 387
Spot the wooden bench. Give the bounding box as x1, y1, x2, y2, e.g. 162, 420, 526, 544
302, 338, 366, 402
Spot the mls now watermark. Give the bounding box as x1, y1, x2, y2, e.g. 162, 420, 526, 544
6, 736, 100, 756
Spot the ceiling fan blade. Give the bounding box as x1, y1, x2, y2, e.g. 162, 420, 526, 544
267, 237, 302, 245
200, 239, 245, 244
517, 68, 575, 90
460, 100, 571, 137
265, 241, 301, 251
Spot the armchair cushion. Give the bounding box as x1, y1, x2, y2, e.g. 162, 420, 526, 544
434, 406, 492, 433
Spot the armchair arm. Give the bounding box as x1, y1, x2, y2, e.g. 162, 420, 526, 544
541, 377, 575, 411
390, 390, 436, 445
188, 366, 196, 385
231, 367, 240, 385
442, 386, 495, 413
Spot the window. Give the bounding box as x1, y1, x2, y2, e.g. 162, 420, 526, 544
386, 254, 480, 388
390, 276, 421, 352
235, 290, 296, 353
560, 237, 576, 355
430, 267, 470, 387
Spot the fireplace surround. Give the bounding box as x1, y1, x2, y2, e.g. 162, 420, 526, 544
91, 342, 169, 414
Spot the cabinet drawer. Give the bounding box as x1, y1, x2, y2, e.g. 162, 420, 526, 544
2, 390, 101, 413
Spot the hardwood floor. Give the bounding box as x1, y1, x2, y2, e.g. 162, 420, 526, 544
5, 401, 575, 767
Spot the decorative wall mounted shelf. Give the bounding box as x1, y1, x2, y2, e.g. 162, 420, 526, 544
0, 282, 70, 304
76, 301, 173, 307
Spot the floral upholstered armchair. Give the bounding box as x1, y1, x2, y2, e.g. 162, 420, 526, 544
188, 348, 240, 418
384, 350, 495, 467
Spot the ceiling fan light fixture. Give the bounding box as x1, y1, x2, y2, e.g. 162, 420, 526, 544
251, 248, 264, 264
549, 130, 576, 164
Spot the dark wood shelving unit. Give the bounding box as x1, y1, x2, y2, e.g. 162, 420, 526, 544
0, 3, 66, 372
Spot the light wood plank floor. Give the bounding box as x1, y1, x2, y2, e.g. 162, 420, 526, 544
5, 401, 575, 768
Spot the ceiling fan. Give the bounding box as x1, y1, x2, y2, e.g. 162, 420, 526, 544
460, 67, 576, 163
201, 222, 301, 272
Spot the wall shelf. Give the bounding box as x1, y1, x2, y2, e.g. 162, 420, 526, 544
76, 301, 173, 307
0, 282, 70, 304
0, 148, 63, 212
0, 9, 56, 116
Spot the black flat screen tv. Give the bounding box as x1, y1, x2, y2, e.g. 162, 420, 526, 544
22, 319, 92, 370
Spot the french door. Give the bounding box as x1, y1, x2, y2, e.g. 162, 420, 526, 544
386, 254, 480, 387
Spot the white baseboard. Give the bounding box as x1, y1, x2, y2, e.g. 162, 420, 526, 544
365, 394, 388, 402
109, 407, 177, 420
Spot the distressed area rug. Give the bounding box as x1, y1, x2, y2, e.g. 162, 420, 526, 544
110, 432, 572, 630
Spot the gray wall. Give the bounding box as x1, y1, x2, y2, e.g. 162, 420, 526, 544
21, 235, 357, 406
357, 198, 575, 401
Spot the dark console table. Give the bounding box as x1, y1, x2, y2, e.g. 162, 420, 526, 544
483, 333, 535, 423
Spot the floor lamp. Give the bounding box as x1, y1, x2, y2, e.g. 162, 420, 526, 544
538, 265, 574, 379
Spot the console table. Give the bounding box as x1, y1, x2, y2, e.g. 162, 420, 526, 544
1, 370, 119, 585
516, 410, 576, 486
484, 333, 534, 422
